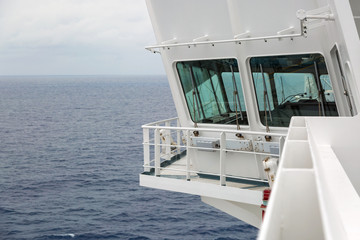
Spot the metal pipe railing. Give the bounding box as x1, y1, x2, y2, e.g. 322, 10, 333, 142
145, 32, 303, 52
143, 125, 287, 138
142, 117, 286, 186
142, 165, 269, 184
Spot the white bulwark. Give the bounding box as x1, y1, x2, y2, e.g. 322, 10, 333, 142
140, 0, 360, 239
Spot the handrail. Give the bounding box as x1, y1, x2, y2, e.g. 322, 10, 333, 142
144, 142, 281, 157
142, 117, 287, 137
143, 124, 287, 137
142, 117, 286, 186
143, 165, 269, 184
142, 117, 179, 126
145, 32, 303, 52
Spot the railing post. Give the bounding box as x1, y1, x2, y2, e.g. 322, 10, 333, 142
220, 132, 226, 186
177, 119, 181, 155
143, 128, 150, 172
186, 130, 191, 181
155, 128, 161, 177
165, 121, 171, 159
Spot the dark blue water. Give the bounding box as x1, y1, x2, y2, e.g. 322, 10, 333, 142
0, 76, 257, 240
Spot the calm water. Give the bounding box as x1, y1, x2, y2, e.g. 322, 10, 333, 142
0, 76, 257, 240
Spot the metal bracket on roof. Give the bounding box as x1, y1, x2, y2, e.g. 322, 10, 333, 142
234, 31, 251, 39
193, 35, 210, 42
296, 5, 335, 21
296, 5, 334, 34
277, 27, 295, 40
161, 38, 178, 45
277, 27, 295, 36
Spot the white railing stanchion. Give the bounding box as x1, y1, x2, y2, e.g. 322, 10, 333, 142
220, 132, 226, 186
177, 119, 181, 155
165, 121, 171, 159
143, 128, 150, 172
155, 128, 161, 177
186, 130, 191, 181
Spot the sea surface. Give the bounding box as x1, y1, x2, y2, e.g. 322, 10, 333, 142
0, 75, 257, 240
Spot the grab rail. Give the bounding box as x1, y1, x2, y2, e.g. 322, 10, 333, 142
142, 117, 286, 186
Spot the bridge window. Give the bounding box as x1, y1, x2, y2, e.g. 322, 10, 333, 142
177, 59, 248, 125
250, 54, 338, 127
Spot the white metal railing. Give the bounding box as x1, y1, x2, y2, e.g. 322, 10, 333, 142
145, 8, 338, 53
145, 31, 304, 53
142, 117, 287, 186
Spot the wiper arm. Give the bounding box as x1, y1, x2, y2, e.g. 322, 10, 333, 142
313, 61, 325, 116
207, 69, 222, 115
189, 66, 205, 125
260, 64, 272, 132
230, 65, 244, 122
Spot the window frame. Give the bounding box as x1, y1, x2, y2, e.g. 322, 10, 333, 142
175, 58, 249, 126
249, 53, 339, 128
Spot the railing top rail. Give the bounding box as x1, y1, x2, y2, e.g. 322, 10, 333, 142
145, 33, 303, 52
142, 117, 179, 126
142, 123, 287, 137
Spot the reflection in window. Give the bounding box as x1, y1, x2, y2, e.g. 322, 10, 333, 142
177, 59, 248, 125
251, 54, 338, 127
320, 75, 335, 102
273, 73, 317, 104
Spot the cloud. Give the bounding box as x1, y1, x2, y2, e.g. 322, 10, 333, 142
0, 0, 152, 47
0, 0, 163, 75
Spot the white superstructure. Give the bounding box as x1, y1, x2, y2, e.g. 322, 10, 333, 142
140, 0, 360, 238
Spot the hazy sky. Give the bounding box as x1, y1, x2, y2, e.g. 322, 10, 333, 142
0, 0, 164, 75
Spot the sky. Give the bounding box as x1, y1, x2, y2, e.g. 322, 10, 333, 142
0, 0, 164, 75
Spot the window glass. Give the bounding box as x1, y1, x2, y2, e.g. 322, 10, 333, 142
274, 73, 317, 104
222, 72, 246, 111
177, 59, 248, 125
320, 75, 335, 102
250, 54, 338, 127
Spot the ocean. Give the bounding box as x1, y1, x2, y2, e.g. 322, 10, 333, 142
0, 75, 257, 240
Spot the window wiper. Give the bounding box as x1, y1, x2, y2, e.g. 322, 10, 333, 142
189, 66, 205, 126
306, 76, 312, 98
260, 64, 272, 132
280, 76, 285, 102
207, 69, 222, 115
313, 61, 325, 116
230, 65, 244, 127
